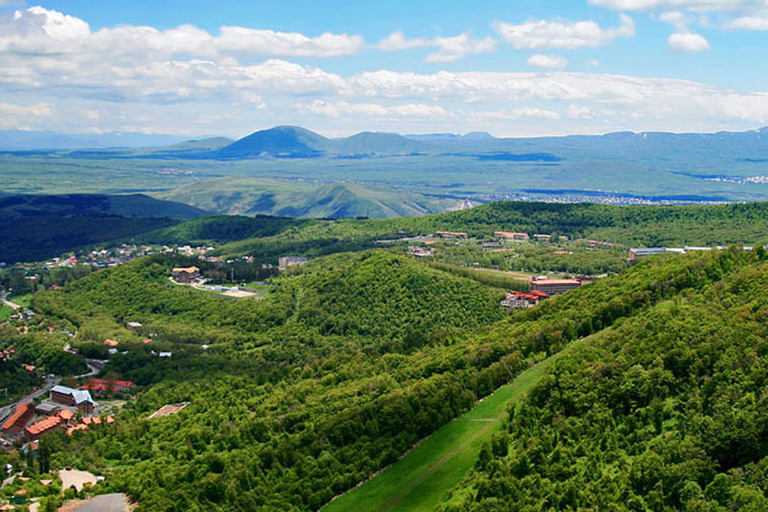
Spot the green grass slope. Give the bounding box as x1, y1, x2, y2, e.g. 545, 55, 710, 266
160, 177, 460, 218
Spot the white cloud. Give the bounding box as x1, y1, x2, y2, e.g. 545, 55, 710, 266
302, 100, 451, 118
585, 59, 602, 67
658, 10, 692, 30
668, 31, 711, 51
0, 101, 51, 129
526, 54, 569, 68
471, 107, 561, 120
377, 31, 496, 62
589, 0, 760, 11
0, 6, 364, 60
494, 14, 635, 49
725, 12, 768, 29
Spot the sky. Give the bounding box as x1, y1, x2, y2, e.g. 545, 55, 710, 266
0, 0, 767, 138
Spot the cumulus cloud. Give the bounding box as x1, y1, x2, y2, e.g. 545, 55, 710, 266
494, 14, 635, 49
526, 54, 569, 68
668, 31, 711, 51
377, 31, 496, 62
0, 6, 364, 61
0, 101, 50, 128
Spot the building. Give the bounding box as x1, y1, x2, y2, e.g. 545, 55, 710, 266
125, 321, 142, 331
533, 234, 552, 242
435, 231, 469, 239
171, 266, 200, 284
50, 385, 95, 414
278, 256, 308, 271
1, 403, 35, 433
409, 246, 434, 257
627, 248, 668, 261
80, 378, 135, 394
494, 231, 529, 240
24, 416, 63, 441
530, 278, 582, 296
500, 290, 549, 309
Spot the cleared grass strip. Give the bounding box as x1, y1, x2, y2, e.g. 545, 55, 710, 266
323, 337, 589, 512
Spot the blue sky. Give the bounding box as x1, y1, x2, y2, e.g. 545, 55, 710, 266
1, 0, 767, 137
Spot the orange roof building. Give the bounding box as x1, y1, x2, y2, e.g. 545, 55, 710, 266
24, 416, 64, 440
2, 402, 35, 433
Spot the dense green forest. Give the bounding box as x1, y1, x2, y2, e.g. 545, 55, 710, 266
209, 201, 768, 262
26, 244, 763, 511
441, 247, 768, 511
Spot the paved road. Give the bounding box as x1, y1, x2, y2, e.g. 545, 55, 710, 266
68, 493, 130, 512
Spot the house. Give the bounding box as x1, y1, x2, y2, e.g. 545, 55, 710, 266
533, 234, 552, 242
171, 266, 200, 284
103, 339, 120, 347
530, 278, 582, 296
500, 290, 549, 309
125, 321, 142, 331
435, 231, 469, 239
494, 231, 529, 240
50, 385, 95, 414
278, 256, 308, 271
1, 403, 35, 433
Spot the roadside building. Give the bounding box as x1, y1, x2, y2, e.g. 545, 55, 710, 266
171, 266, 200, 284
530, 278, 582, 296
1, 403, 35, 433
50, 385, 95, 415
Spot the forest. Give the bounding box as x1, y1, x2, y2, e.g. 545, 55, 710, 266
442, 247, 768, 511
18, 244, 766, 511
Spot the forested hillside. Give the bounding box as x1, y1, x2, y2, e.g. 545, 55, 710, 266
30, 246, 763, 511
212, 201, 768, 260
441, 247, 768, 511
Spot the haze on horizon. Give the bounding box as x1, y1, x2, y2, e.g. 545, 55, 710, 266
1, 0, 767, 139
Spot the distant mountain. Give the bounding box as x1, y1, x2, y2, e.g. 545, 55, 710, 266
216, 126, 330, 158
0, 130, 188, 150
330, 132, 421, 155
404, 132, 495, 141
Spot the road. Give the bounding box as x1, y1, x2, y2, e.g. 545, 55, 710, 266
0, 377, 60, 425
0, 298, 21, 310
75, 359, 105, 380
64, 493, 130, 512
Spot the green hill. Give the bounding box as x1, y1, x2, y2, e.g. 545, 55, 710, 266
441, 247, 768, 511
0, 194, 208, 262
159, 177, 461, 218
29, 244, 761, 511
